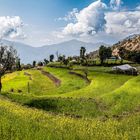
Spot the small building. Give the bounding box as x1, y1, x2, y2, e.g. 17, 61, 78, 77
112, 64, 138, 75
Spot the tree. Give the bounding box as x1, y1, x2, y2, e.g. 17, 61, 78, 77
99, 46, 106, 65
0, 45, 17, 92
37, 61, 43, 66
62, 56, 69, 65
33, 61, 36, 68
50, 54, 54, 62
23, 64, 32, 69
44, 59, 49, 65
99, 46, 112, 65
131, 52, 140, 63
118, 47, 140, 64
58, 55, 64, 62
16, 58, 21, 71
80, 47, 86, 59
119, 47, 126, 60
106, 47, 112, 59
126, 51, 140, 63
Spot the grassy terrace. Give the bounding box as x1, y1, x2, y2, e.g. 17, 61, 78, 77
0, 97, 139, 140
0, 66, 140, 139
2, 68, 87, 96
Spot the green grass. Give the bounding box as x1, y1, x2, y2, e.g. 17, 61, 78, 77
0, 97, 139, 140
102, 75, 140, 115
2, 70, 55, 95
42, 67, 88, 95
2, 69, 87, 96
63, 71, 132, 98
1, 94, 104, 118
1, 65, 140, 139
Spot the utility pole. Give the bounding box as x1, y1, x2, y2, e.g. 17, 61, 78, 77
27, 82, 30, 93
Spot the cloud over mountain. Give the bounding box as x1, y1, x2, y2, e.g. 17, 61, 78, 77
0, 16, 25, 39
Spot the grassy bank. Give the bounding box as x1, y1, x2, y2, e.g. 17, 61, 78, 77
0, 66, 140, 139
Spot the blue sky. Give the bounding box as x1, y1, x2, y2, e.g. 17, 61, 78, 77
0, 0, 140, 46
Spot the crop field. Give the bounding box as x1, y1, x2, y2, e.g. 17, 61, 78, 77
0, 66, 140, 139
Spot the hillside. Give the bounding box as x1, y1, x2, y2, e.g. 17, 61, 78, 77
1, 39, 106, 64
1, 66, 140, 139
86, 34, 140, 59
112, 34, 140, 56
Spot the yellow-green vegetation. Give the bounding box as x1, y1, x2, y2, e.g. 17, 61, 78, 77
2, 70, 54, 95
1, 66, 140, 139
2, 71, 30, 93
0, 97, 140, 140
2, 69, 87, 96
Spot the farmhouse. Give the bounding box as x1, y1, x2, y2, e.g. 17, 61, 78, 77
112, 64, 138, 75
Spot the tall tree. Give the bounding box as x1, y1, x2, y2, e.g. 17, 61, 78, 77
33, 61, 36, 68
106, 47, 112, 59
49, 54, 54, 62
99, 45, 106, 65
80, 47, 86, 58
99, 46, 112, 65
0, 45, 17, 92
16, 58, 21, 71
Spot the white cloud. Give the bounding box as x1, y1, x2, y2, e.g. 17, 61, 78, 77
110, 0, 122, 10
56, 0, 140, 45
63, 0, 107, 36
58, 8, 78, 22
136, 5, 140, 10
0, 16, 26, 39
105, 11, 140, 35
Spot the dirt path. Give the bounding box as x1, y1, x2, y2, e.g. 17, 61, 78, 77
24, 72, 32, 80
69, 71, 91, 83
41, 70, 61, 87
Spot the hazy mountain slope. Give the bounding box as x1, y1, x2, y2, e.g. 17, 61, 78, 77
1, 39, 106, 63
39, 39, 106, 58
1, 40, 39, 64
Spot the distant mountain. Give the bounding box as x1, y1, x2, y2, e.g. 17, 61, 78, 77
1, 39, 107, 64
1, 40, 39, 64
40, 39, 107, 59
112, 34, 140, 56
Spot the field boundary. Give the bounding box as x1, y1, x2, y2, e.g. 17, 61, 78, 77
41, 70, 61, 87
69, 71, 91, 83
24, 72, 32, 80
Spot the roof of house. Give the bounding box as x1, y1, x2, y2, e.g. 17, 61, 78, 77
112, 64, 137, 71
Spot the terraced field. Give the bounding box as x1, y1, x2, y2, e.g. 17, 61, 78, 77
1, 66, 140, 139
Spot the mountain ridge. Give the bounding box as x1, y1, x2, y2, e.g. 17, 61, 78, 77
1, 39, 107, 63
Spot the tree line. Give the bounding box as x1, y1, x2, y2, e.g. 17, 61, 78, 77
1, 43, 140, 92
